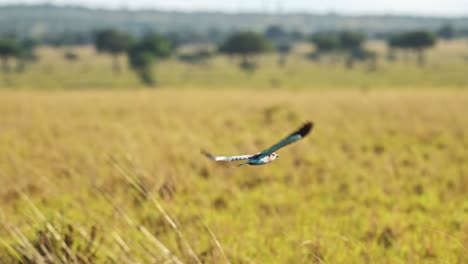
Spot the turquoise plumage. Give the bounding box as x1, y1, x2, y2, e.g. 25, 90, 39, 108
203, 122, 313, 167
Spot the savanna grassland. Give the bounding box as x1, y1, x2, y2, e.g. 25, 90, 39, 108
0, 40, 468, 263
1, 90, 467, 263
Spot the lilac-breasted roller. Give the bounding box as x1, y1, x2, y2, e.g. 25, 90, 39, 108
203, 122, 313, 167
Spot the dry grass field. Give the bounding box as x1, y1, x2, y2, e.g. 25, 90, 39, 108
1, 90, 467, 263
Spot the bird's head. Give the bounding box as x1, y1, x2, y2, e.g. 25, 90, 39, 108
271, 153, 280, 160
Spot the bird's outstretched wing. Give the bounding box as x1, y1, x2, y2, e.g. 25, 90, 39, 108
254, 122, 313, 158
201, 150, 255, 162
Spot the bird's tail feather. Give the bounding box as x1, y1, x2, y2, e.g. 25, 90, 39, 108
201, 149, 216, 160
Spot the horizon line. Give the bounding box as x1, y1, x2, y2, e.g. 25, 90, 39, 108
0, 3, 467, 19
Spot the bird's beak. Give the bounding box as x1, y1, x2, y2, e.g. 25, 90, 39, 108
277, 154, 280, 158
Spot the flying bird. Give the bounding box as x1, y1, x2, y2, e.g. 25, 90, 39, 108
202, 122, 313, 167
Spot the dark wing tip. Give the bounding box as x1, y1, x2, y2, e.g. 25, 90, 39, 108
295, 121, 314, 138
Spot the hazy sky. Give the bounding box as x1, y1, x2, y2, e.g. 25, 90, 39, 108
1, 0, 467, 16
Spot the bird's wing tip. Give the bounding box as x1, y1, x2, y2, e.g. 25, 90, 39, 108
297, 121, 314, 137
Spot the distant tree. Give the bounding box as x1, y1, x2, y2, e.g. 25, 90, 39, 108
309, 32, 340, 64
128, 34, 174, 86
94, 29, 134, 73
388, 31, 436, 66
138, 34, 173, 58
265, 25, 286, 41
16, 38, 39, 72
388, 35, 403, 49
438, 23, 455, 40
387, 34, 402, 61
276, 43, 292, 67
0, 38, 21, 72
310, 32, 340, 53
339, 31, 365, 51
310, 31, 373, 68
339, 31, 367, 68
405, 31, 436, 65
128, 48, 156, 85
219, 31, 272, 72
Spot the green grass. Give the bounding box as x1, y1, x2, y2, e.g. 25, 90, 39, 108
1, 40, 468, 90
0, 90, 467, 263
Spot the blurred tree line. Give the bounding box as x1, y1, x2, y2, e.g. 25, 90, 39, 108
0, 22, 458, 86
309, 31, 376, 69
0, 37, 37, 72
388, 31, 436, 65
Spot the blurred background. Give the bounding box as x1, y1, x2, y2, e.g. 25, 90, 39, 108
1, 1, 467, 263
0, 0, 467, 89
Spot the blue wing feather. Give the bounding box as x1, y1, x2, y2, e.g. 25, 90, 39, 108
254, 122, 313, 158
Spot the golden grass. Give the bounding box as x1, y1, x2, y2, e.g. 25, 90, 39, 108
0, 90, 467, 263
